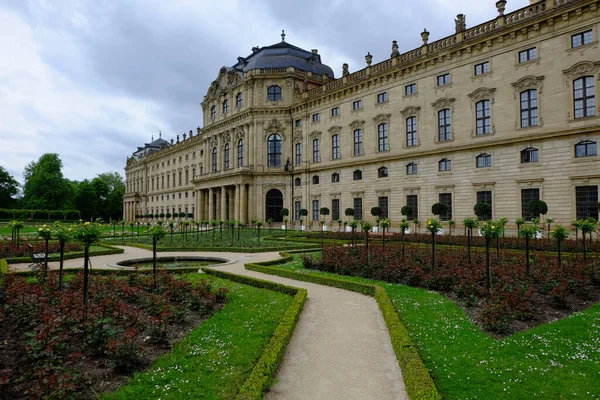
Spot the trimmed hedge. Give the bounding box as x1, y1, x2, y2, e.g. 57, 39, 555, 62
201, 267, 307, 400
5, 244, 124, 264
111, 241, 318, 253
0, 258, 8, 274
245, 254, 441, 400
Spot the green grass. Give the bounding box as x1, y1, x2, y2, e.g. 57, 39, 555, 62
267, 254, 600, 399
104, 274, 293, 399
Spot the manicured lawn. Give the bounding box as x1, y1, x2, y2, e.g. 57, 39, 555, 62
104, 274, 293, 399
269, 254, 600, 399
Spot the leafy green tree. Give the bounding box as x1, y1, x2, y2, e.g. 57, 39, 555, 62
520, 224, 539, 276
425, 218, 442, 269
527, 200, 548, 219
0, 166, 19, 208
344, 208, 355, 220
22, 154, 71, 210
463, 217, 479, 263
474, 203, 491, 221
480, 221, 502, 293
380, 218, 391, 250
75, 180, 98, 221
551, 225, 569, 268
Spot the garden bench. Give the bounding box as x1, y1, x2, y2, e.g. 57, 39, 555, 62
28, 244, 47, 269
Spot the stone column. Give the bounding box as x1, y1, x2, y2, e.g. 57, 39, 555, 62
248, 184, 254, 222
240, 183, 247, 223
208, 187, 214, 221
220, 186, 227, 221
234, 184, 240, 221
198, 190, 204, 220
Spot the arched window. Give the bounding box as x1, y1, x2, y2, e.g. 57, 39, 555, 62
476, 153, 492, 168
224, 144, 230, 169
406, 162, 418, 175
574, 76, 595, 118
331, 172, 340, 183
210, 105, 216, 119
378, 166, 388, 178
295, 177, 302, 187
521, 147, 538, 163
267, 85, 282, 101
223, 100, 229, 114
439, 158, 452, 171
237, 139, 244, 167
236, 92, 243, 108
575, 140, 597, 157
267, 134, 282, 167
475, 100, 491, 135
353, 169, 362, 180
353, 129, 363, 156
312, 175, 320, 184
378, 123, 388, 151
332, 134, 340, 159
212, 147, 218, 172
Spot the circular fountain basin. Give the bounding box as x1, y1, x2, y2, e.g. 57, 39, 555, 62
115, 256, 228, 269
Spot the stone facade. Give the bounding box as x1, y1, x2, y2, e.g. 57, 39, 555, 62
124, 0, 600, 231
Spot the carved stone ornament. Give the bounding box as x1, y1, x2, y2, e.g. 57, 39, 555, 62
563, 61, 600, 80
265, 119, 286, 134
351, 191, 364, 197
328, 125, 342, 134
373, 113, 391, 124
455, 14, 466, 33
222, 132, 231, 144
468, 87, 496, 103
400, 105, 421, 117
431, 97, 456, 111
511, 76, 545, 92
309, 130, 322, 139
263, 183, 286, 192
209, 138, 218, 149
234, 126, 245, 141
349, 120, 365, 130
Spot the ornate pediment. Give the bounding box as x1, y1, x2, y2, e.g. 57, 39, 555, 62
205, 67, 243, 101
563, 61, 600, 80
349, 120, 365, 130
234, 126, 245, 141
400, 106, 421, 117
373, 113, 391, 124
264, 118, 286, 134
209, 137, 218, 149
468, 87, 496, 103
328, 125, 342, 134
222, 132, 231, 144
431, 97, 456, 110
309, 130, 322, 139
511, 76, 544, 92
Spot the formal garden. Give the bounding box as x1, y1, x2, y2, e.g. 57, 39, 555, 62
0, 197, 599, 399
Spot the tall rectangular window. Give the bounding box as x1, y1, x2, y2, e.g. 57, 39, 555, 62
574, 76, 595, 118
438, 193, 452, 221
571, 30, 593, 48
167, 175, 170, 188
185, 170, 189, 184
520, 89, 538, 127
476, 191, 492, 221
476, 100, 491, 135
438, 109, 451, 141
378, 123, 388, 152
378, 196, 389, 219
406, 116, 417, 147
353, 198, 363, 221
295, 143, 302, 165
576, 186, 599, 220
332, 199, 340, 221
353, 129, 363, 156
179, 172, 182, 186
295, 119, 302, 127
521, 188, 540, 221
312, 200, 320, 221
295, 201, 301, 221
406, 195, 418, 220
313, 139, 320, 162
331, 107, 339, 117
332, 134, 340, 159
312, 113, 320, 122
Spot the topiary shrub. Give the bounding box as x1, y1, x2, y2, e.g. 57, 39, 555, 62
431, 203, 448, 217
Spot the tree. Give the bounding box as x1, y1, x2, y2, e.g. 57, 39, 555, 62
74, 180, 98, 221
345, 208, 355, 219
527, 200, 548, 220
431, 203, 448, 219
480, 221, 502, 294
22, 154, 71, 210
0, 166, 19, 208
520, 224, 539, 276
401, 205, 414, 220
474, 203, 491, 220
425, 218, 442, 269
463, 217, 479, 263
551, 225, 568, 268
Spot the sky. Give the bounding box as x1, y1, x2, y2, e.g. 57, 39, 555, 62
0, 0, 530, 186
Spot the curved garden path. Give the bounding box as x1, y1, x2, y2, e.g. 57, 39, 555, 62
10, 246, 407, 399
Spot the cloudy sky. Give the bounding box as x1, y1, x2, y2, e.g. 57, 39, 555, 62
0, 0, 530, 186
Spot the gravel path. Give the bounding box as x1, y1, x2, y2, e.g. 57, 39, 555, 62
9, 247, 407, 399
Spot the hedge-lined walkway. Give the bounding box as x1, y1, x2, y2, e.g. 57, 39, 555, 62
8, 247, 407, 399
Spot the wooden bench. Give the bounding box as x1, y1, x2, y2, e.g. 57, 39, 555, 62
28, 244, 47, 269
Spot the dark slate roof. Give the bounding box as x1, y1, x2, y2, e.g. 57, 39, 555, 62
147, 137, 170, 148
232, 41, 334, 78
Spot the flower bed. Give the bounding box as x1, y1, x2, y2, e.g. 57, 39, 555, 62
0, 270, 227, 399
303, 246, 600, 333
0, 240, 83, 259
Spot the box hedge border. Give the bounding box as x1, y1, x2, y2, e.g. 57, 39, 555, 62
201, 267, 307, 400
109, 241, 318, 253
245, 252, 441, 400
5, 244, 125, 264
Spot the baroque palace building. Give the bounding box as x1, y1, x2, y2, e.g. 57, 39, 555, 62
124, 0, 600, 230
